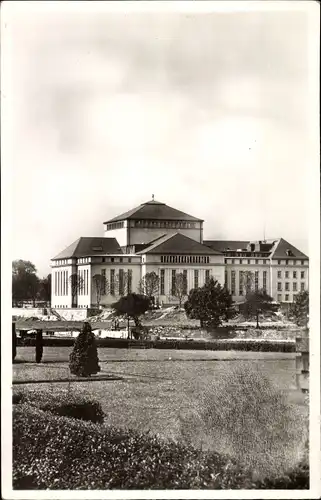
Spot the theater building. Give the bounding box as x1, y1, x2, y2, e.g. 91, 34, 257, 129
51, 198, 308, 308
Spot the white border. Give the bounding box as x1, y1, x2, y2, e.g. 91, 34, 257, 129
1, 1, 320, 499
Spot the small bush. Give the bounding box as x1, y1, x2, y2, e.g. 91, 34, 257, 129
12, 392, 23, 405
13, 403, 308, 490
69, 322, 100, 376
13, 389, 105, 424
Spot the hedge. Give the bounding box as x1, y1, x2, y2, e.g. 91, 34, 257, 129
13, 403, 308, 490
17, 337, 295, 352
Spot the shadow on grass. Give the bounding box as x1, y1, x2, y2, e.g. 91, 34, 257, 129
13, 375, 124, 385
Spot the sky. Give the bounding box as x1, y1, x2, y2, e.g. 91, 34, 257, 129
3, 1, 319, 277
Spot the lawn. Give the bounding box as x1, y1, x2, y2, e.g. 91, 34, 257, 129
13, 347, 305, 442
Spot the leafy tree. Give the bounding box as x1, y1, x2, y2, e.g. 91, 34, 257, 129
112, 293, 151, 330
138, 272, 160, 302
290, 291, 309, 327
242, 289, 279, 328
92, 274, 109, 308
173, 272, 188, 308
184, 277, 234, 328
69, 274, 84, 308
39, 274, 51, 305
12, 260, 40, 306
69, 322, 100, 377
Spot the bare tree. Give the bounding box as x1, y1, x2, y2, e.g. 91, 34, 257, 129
173, 272, 188, 308
138, 272, 160, 303
241, 271, 255, 296
69, 273, 84, 308
92, 274, 109, 308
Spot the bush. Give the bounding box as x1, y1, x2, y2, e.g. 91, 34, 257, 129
13, 403, 308, 490
179, 363, 308, 480
69, 322, 100, 377
12, 388, 105, 424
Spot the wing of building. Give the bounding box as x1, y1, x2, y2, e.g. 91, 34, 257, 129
51, 199, 308, 309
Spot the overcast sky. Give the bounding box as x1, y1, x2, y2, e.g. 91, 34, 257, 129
3, 1, 318, 277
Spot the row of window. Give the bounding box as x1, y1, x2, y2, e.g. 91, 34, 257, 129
277, 259, 306, 266
105, 222, 125, 231
159, 269, 210, 295
161, 255, 210, 264
277, 270, 305, 279
225, 258, 269, 265
54, 270, 69, 296
108, 269, 132, 296
226, 270, 267, 296
225, 252, 270, 258
277, 282, 305, 292
78, 258, 90, 264
134, 220, 197, 229
78, 269, 89, 296
54, 259, 69, 266
101, 257, 132, 263
277, 294, 296, 302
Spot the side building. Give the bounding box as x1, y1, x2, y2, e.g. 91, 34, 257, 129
51, 198, 308, 309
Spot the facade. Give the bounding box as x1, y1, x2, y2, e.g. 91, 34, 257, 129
51, 199, 308, 308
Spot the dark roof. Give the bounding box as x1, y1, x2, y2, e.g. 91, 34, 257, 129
52, 237, 123, 260
271, 238, 308, 259
104, 199, 203, 223
204, 240, 250, 252
137, 233, 222, 255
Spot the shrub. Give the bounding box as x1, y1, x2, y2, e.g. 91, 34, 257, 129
13, 323, 17, 362
13, 388, 105, 424
69, 322, 100, 377
13, 403, 308, 490
179, 363, 308, 480
12, 392, 23, 405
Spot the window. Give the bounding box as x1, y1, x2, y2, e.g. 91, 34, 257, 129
128, 257, 132, 263
301, 271, 305, 279
172, 270, 176, 296
231, 271, 236, 295
301, 260, 304, 265
224, 270, 228, 288
239, 259, 243, 264
277, 294, 282, 302
127, 269, 132, 293
119, 257, 123, 263
183, 270, 188, 294
292, 260, 296, 265
293, 282, 297, 291
278, 260, 281, 265
255, 271, 259, 291
285, 260, 289, 265
277, 282, 282, 291
160, 269, 165, 295
277, 271, 282, 278
119, 269, 124, 295
255, 259, 258, 264
101, 269, 106, 295
300, 282, 305, 291
110, 269, 115, 295
194, 270, 199, 289
285, 271, 289, 278
239, 271, 244, 296
231, 259, 235, 265
224, 259, 227, 264
205, 269, 210, 285
263, 271, 267, 292
247, 259, 251, 264
285, 282, 289, 291
285, 294, 289, 301
111, 257, 114, 263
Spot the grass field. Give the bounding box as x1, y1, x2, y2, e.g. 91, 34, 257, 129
13, 347, 305, 441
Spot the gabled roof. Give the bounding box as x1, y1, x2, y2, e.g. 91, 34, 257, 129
270, 238, 308, 260
52, 237, 123, 260
137, 233, 222, 255
104, 199, 203, 223
204, 240, 250, 252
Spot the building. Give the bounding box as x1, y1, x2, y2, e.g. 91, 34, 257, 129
51, 198, 308, 309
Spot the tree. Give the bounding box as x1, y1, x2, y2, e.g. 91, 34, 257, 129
138, 272, 160, 303
92, 274, 109, 308
12, 260, 40, 306
184, 277, 234, 328
242, 289, 279, 328
290, 291, 309, 327
39, 274, 51, 305
112, 293, 151, 330
69, 322, 100, 377
69, 273, 84, 308
173, 272, 188, 308
241, 270, 255, 296
112, 270, 132, 297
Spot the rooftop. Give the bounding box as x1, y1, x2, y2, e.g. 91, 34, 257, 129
137, 233, 222, 255
52, 237, 123, 260
104, 199, 203, 223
